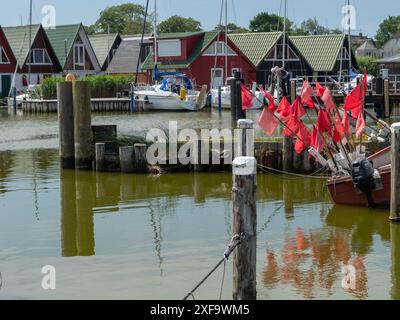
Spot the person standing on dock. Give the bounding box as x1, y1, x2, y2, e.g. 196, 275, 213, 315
271, 66, 289, 98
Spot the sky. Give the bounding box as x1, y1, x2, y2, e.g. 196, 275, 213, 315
0, 0, 397, 38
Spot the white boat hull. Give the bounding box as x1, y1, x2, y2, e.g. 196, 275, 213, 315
210, 87, 263, 110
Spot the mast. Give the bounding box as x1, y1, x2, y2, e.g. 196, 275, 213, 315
154, 0, 158, 67
347, 0, 352, 77
107, 24, 110, 74
282, 0, 287, 67
224, 0, 228, 84
28, 0, 32, 87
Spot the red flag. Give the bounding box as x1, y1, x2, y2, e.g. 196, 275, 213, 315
291, 96, 306, 121
283, 117, 300, 137
356, 106, 366, 138
317, 109, 332, 133
363, 69, 368, 96
332, 127, 342, 143
321, 87, 335, 115
334, 112, 345, 138
257, 107, 279, 137
295, 123, 311, 154
306, 97, 314, 109
316, 81, 326, 97
344, 83, 362, 111
342, 111, 351, 135
310, 125, 326, 154
301, 80, 313, 105
240, 83, 253, 110
277, 96, 291, 123
261, 89, 276, 112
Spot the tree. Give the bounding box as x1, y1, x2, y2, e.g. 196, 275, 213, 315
92, 3, 152, 35
214, 23, 248, 34
356, 56, 378, 76
290, 18, 343, 36
375, 16, 400, 47
249, 12, 292, 33
158, 15, 202, 34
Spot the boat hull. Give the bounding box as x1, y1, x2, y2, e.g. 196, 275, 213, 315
135, 91, 203, 111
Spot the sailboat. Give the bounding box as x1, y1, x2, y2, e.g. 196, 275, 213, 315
133, 0, 207, 111
209, 0, 262, 110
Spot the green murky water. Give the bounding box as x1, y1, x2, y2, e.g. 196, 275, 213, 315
0, 109, 399, 300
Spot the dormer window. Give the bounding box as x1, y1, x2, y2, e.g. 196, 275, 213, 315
203, 41, 236, 56
74, 44, 85, 68
0, 47, 10, 64
158, 40, 181, 57
27, 48, 52, 65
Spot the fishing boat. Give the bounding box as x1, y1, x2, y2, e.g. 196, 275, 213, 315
326, 146, 391, 207
210, 83, 264, 110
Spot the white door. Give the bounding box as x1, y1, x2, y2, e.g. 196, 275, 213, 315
211, 68, 224, 88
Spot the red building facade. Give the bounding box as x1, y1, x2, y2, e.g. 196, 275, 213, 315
0, 26, 17, 98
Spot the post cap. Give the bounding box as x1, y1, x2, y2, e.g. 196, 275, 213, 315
391, 123, 400, 131
233, 157, 257, 175
238, 119, 254, 129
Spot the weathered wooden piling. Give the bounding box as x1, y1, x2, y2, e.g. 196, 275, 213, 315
134, 143, 148, 173
391, 223, 400, 299
390, 123, 400, 222
119, 146, 135, 173
95, 143, 106, 172
232, 156, 257, 300
230, 72, 245, 121
73, 81, 92, 170
384, 79, 390, 118
290, 79, 296, 103
58, 82, 75, 169
237, 119, 254, 157
282, 136, 294, 172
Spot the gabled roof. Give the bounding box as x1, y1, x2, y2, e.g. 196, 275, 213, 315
45, 24, 81, 67
3, 24, 41, 67
107, 38, 143, 74
228, 32, 282, 67
357, 40, 378, 51
157, 31, 204, 40
289, 34, 346, 72
375, 54, 400, 64
142, 31, 219, 70
89, 33, 121, 68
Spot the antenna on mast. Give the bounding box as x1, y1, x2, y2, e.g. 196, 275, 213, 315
28, 0, 33, 87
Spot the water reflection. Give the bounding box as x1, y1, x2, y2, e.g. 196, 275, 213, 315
262, 206, 393, 299
0, 151, 15, 194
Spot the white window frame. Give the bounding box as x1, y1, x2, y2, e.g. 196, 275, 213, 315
0, 46, 10, 64
157, 39, 182, 57
26, 48, 52, 65
203, 41, 237, 56
231, 68, 241, 77
73, 44, 85, 68
265, 43, 300, 62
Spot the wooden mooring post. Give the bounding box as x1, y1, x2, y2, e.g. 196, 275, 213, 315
73, 81, 92, 170
134, 143, 148, 173
232, 156, 257, 300
95, 143, 106, 172
384, 79, 390, 118
237, 119, 254, 157
390, 123, 400, 222
58, 82, 75, 169
290, 79, 296, 103
119, 146, 135, 173
230, 71, 245, 121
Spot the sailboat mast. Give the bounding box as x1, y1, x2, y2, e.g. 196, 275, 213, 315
224, 0, 228, 84
282, 0, 287, 67
347, 0, 352, 76
28, 0, 32, 86
154, 0, 158, 67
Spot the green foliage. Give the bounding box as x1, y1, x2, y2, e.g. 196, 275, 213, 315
356, 56, 378, 76
249, 12, 292, 32
85, 74, 134, 98
33, 77, 64, 99
158, 15, 202, 33
289, 18, 343, 36
375, 16, 400, 47
90, 3, 152, 35
214, 23, 249, 34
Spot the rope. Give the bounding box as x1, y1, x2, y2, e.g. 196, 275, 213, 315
182, 234, 243, 300
219, 259, 227, 300
257, 163, 330, 179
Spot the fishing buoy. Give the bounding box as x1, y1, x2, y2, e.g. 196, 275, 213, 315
65, 73, 76, 82
180, 87, 187, 101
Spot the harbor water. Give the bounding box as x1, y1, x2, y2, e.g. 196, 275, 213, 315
0, 109, 399, 300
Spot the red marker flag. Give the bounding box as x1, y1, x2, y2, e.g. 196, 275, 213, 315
277, 96, 291, 123
316, 81, 326, 97
240, 83, 253, 110
301, 80, 313, 105
257, 107, 280, 137
283, 117, 300, 137
291, 96, 306, 121
334, 112, 345, 138
321, 87, 336, 115
295, 123, 311, 154
356, 106, 366, 138
310, 125, 326, 154
344, 83, 362, 111
317, 109, 332, 133
261, 89, 276, 112
342, 110, 351, 135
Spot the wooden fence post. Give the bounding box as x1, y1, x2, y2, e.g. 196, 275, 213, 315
232, 156, 257, 300
390, 123, 400, 222
58, 82, 75, 169
73, 81, 92, 170
237, 119, 254, 157
384, 79, 390, 118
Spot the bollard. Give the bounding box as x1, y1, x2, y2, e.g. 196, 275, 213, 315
384, 79, 390, 118
95, 143, 106, 172
237, 119, 254, 157
58, 82, 75, 169
134, 143, 148, 173
119, 146, 135, 173
12, 86, 17, 115
390, 123, 400, 222
232, 156, 257, 300
73, 81, 92, 170
218, 86, 222, 114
